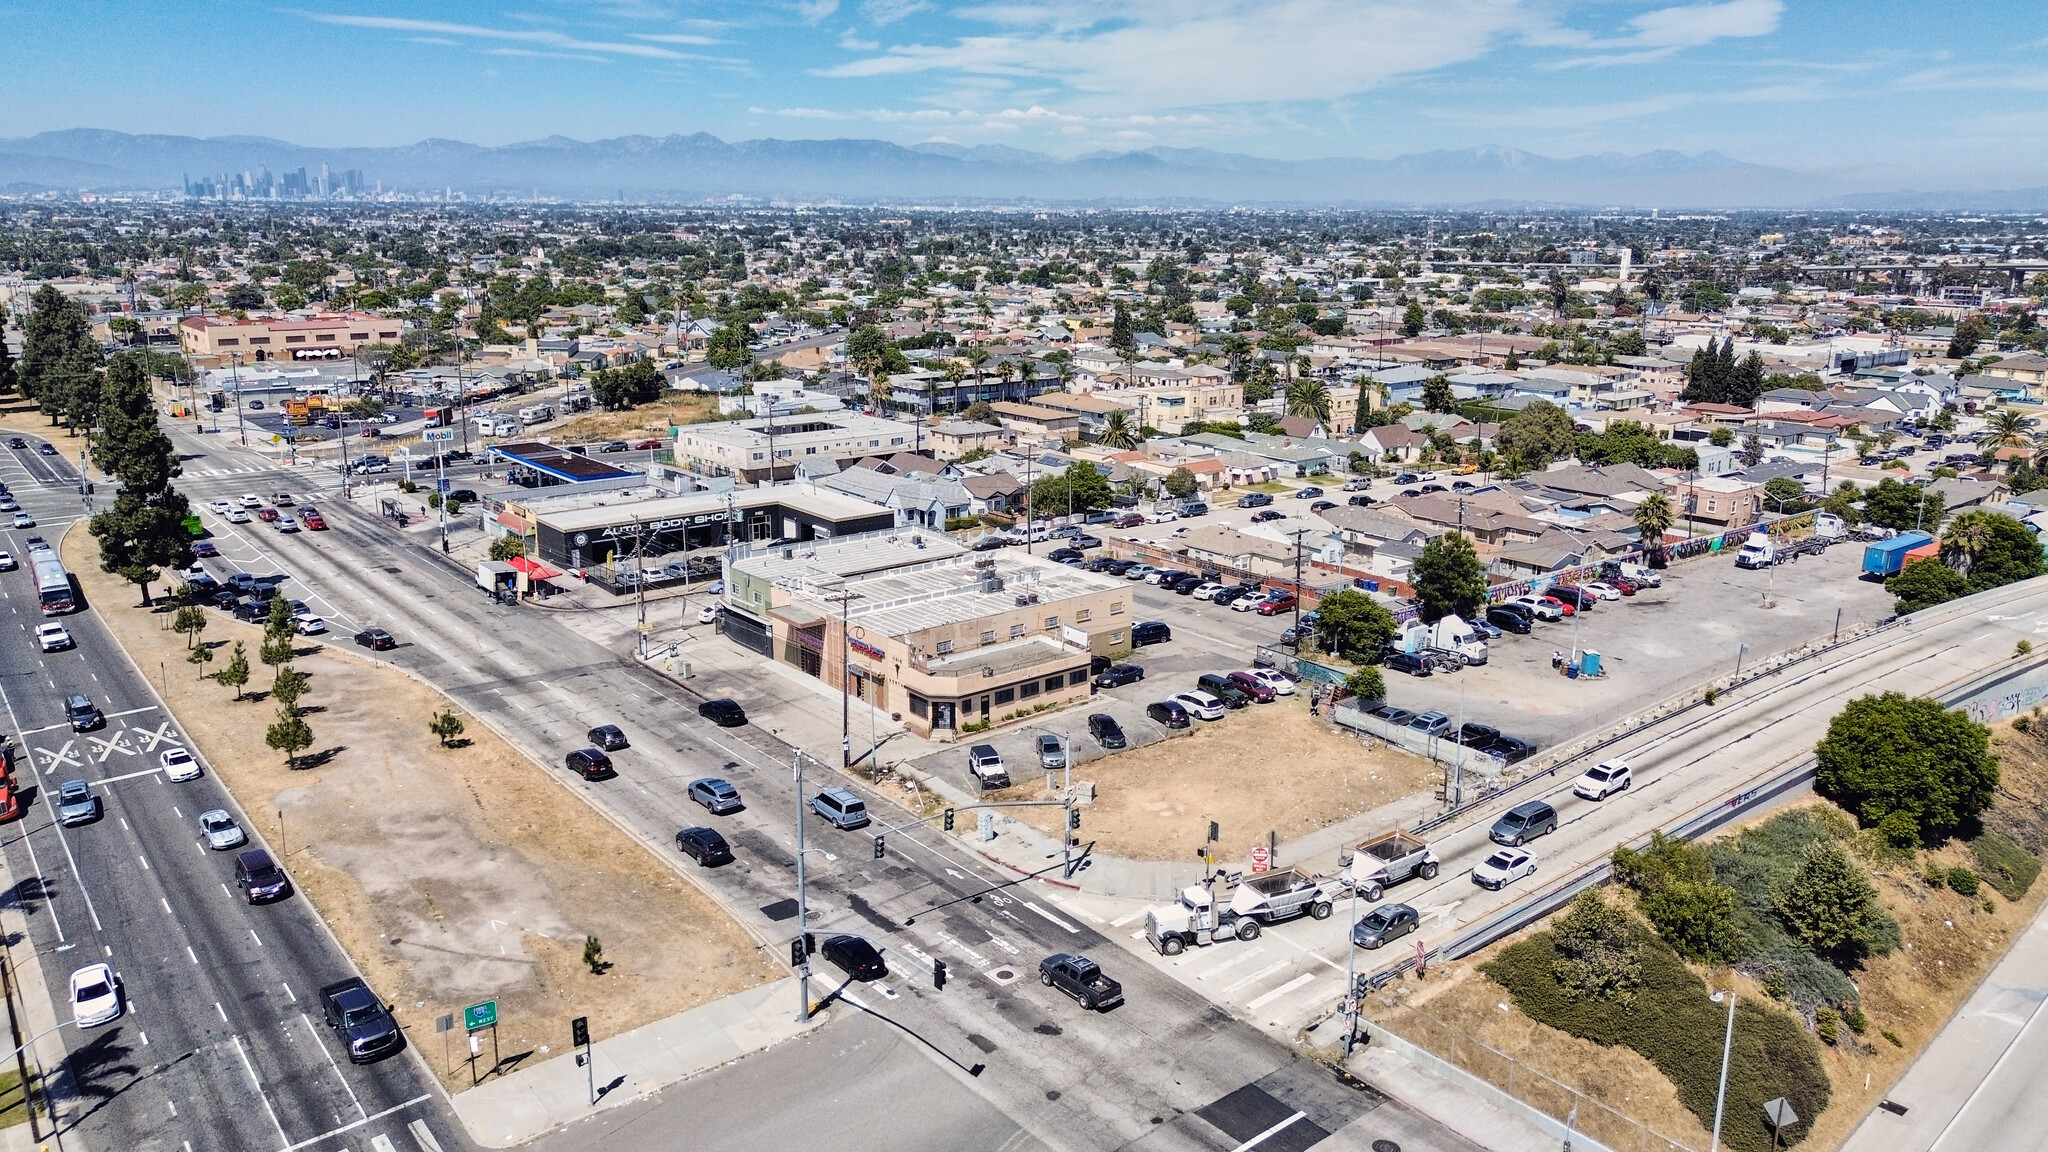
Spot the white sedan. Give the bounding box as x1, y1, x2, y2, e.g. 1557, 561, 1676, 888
35, 623, 72, 652
70, 963, 122, 1028
296, 617, 327, 635
225, 509, 251, 524
239, 494, 263, 509
696, 604, 721, 624
1471, 847, 1537, 891
160, 747, 203, 782
0, 551, 13, 571
1242, 668, 1297, 696
1143, 510, 1179, 524
1581, 581, 1623, 601
208, 500, 235, 515
1191, 582, 1227, 600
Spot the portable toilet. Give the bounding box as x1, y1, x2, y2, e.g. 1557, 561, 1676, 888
1581, 651, 1602, 677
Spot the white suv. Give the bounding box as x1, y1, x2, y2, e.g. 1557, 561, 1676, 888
1573, 761, 1632, 800
1172, 691, 1227, 721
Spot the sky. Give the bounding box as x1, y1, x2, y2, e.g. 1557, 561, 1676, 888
4, 1, 2045, 186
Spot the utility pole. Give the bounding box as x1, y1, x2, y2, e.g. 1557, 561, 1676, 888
438, 438, 450, 554
632, 515, 649, 656
232, 351, 247, 446
792, 747, 813, 1023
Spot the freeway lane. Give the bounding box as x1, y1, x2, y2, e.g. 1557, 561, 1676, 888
162, 430, 1483, 1152
0, 452, 463, 1152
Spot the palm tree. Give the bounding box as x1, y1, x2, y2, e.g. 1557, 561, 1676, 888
939, 357, 967, 416
994, 357, 1018, 399
1633, 492, 1676, 556
1984, 409, 2031, 451
963, 344, 991, 402
1941, 510, 1995, 580
1285, 378, 1332, 426
1100, 409, 1140, 450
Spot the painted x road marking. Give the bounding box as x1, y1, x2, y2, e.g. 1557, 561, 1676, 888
85, 733, 136, 763
35, 741, 82, 773
131, 721, 180, 753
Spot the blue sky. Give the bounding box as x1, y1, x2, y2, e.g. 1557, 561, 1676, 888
4, 1, 2044, 185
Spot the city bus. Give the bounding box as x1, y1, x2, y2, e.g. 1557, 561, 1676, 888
31, 548, 74, 615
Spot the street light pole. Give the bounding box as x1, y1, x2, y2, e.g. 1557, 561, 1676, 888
1709, 987, 1737, 1152
793, 747, 813, 1023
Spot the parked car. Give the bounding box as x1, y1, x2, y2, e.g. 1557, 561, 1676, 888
1094, 664, 1145, 689
1295, 486, 1324, 499
698, 698, 747, 726
1486, 606, 1533, 634
1171, 691, 1226, 721
1471, 847, 1537, 891
1383, 651, 1432, 677
1087, 713, 1126, 748
1489, 800, 1559, 846
1456, 723, 1502, 750
353, 627, 397, 650
1573, 761, 1632, 800
1255, 592, 1298, 616
1036, 734, 1068, 770
566, 748, 616, 780
1511, 595, 1563, 621
675, 826, 734, 866
587, 724, 630, 751
821, 934, 888, 980
1582, 581, 1623, 601
1242, 668, 1297, 696
1146, 700, 1191, 729
1352, 903, 1421, 949
1210, 587, 1247, 607
1489, 735, 1538, 764
1405, 710, 1453, 737
1249, 509, 1285, 523
1549, 586, 1597, 612
1130, 621, 1172, 647
296, 617, 327, 635
688, 777, 743, 814
811, 787, 871, 829
1112, 513, 1146, 528
1225, 671, 1276, 702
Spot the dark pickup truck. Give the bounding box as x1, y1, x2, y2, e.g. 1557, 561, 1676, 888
1039, 952, 1124, 1010
319, 977, 404, 1063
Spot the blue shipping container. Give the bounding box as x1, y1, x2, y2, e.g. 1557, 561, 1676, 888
1862, 532, 1935, 577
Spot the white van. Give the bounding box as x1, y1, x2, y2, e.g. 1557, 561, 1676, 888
472, 414, 517, 437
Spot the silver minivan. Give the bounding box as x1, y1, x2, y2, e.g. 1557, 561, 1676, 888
810, 787, 871, 830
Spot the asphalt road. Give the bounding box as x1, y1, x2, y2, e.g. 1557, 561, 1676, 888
152, 422, 1487, 1152
0, 429, 464, 1152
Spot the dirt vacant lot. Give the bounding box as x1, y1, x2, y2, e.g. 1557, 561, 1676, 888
547, 393, 720, 445
1003, 695, 1437, 861
67, 529, 781, 1091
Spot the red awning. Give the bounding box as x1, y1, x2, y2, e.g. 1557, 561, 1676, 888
507, 556, 563, 580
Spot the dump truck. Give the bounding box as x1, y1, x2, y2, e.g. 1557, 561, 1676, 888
1347, 830, 1439, 901
1143, 869, 1334, 954
281, 395, 330, 426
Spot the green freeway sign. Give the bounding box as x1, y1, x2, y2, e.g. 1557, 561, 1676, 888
463, 999, 498, 1032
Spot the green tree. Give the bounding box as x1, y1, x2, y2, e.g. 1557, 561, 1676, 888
265, 703, 314, 768
1633, 491, 1676, 551
1762, 476, 1808, 513
1862, 476, 1947, 533
1942, 510, 2046, 591
1420, 373, 1456, 414
1284, 377, 1331, 424
260, 631, 295, 671
1401, 302, 1426, 337
1162, 467, 1198, 499
1815, 691, 1999, 846
429, 708, 467, 748
1494, 400, 1577, 469
1343, 665, 1387, 704
1030, 464, 1113, 516
186, 640, 214, 675
0, 305, 16, 396
20, 284, 102, 428
1314, 589, 1400, 663
1776, 839, 1885, 962
172, 604, 208, 649
86, 355, 193, 605
1708, 426, 1734, 447
1948, 313, 1992, 360
1411, 533, 1488, 622
1108, 302, 1138, 362
487, 535, 528, 561
845, 324, 894, 377
1884, 557, 1968, 613
264, 595, 297, 643
589, 359, 664, 410
1549, 892, 1643, 1005
218, 640, 251, 700
270, 665, 309, 711
1098, 408, 1141, 451
1982, 409, 2031, 451
1611, 833, 1742, 964
705, 322, 753, 371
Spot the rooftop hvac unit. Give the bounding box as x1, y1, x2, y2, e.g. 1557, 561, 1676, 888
1027, 592, 1041, 604
782, 547, 795, 560
1015, 594, 1030, 607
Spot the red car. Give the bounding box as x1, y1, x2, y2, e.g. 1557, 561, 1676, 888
632, 438, 662, 450
301, 513, 328, 531
1541, 596, 1574, 616
255, 507, 280, 522
1256, 592, 1299, 616
1112, 513, 1145, 529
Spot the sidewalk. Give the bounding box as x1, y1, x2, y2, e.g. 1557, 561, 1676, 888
449, 977, 825, 1148
0, 838, 84, 1152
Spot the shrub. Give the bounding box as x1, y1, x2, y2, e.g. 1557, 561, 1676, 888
1344, 666, 1386, 704
1777, 839, 1888, 964
1842, 1003, 1868, 1035
1708, 810, 1897, 1008
1815, 1006, 1839, 1045
1946, 866, 1981, 897
1882, 1029, 1903, 1047
1484, 906, 1829, 1152
1815, 691, 1999, 847
1548, 892, 1643, 1004
1969, 828, 2042, 900
1613, 832, 1742, 963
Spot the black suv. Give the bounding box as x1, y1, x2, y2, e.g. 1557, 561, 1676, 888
1130, 621, 1172, 647
587, 724, 630, 750
65, 694, 103, 731
698, 699, 747, 727
566, 748, 616, 780
1383, 651, 1432, 677
1485, 605, 1533, 634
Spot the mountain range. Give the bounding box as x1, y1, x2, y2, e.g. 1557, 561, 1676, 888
0, 128, 2040, 210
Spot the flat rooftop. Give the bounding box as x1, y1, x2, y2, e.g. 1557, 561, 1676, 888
533, 482, 892, 532
491, 441, 641, 483
779, 551, 1125, 638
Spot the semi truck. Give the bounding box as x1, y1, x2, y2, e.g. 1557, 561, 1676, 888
1347, 830, 1439, 901
1399, 614, 1487, 665
1862, 531, 1936, 578
1143, 868, 1335, 954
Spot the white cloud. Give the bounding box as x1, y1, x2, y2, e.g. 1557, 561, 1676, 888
861, 0, 931, 26
793, 0, 841, 22
304, 13, 702, 60
632, 32, 727, 45
1540, 0, 1782, 67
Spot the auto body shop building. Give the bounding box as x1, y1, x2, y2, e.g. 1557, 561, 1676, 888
528, 483, 896, 570
720, 532, 1135, 739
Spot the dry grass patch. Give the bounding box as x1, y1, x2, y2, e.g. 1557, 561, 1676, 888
999, 696, 1435, 861
66, 528, 780, 1092
547, 393, 721, 445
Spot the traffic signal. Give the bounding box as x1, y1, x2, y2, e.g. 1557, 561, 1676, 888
790, 937, 805, 967
933, 959, 948, 991
943, 808, 955, 831
873, 834, 886, 859
571, 1016, 590, 1048
1068, 808, 1082, 830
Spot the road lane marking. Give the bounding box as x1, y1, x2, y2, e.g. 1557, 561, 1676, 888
1020, 900, 1080, 934
1246, 973, 1317, 1011
1229, 1110, 1306, 1152
106, 705, 160, 719
1196, 948, 1268, 980
1222, 960, 1290, 996
187, 947, 197, 965
274, 1092, 432, 1152
34, 740, 81, 772
299, 1010, 366, 1119
407, 1120, 445, 1152
251, 929, 262, 946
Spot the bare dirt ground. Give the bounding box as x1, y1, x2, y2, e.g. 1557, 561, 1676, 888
67, 529, 781, 1091
1000, 696, 1437, 861
1373, 754, 2048, 1152
546, 393, 722, 445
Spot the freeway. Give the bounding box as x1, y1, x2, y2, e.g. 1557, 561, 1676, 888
0, 429, 464, 1152
153, 422, 1486, 1152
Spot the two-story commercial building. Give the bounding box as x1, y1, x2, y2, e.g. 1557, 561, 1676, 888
178, 311, 402, 361
675, 413, 921, 483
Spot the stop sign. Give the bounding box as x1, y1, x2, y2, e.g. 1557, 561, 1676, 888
1250, 846, 1270, 873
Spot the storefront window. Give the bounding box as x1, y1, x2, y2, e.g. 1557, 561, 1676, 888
910, 695, 929, 718
1020, 682, 1040, 698
1044, 676, 1063, 693
994, 687, 1015, 705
